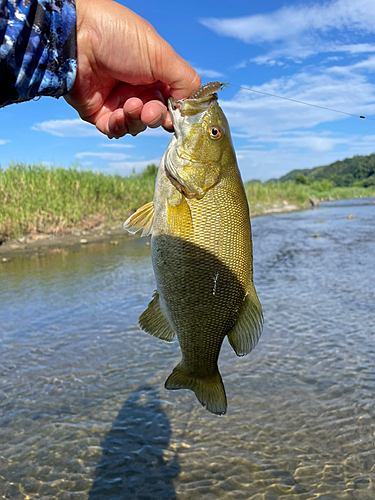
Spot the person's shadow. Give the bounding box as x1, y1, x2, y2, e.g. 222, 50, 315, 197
89, 385, 179, 500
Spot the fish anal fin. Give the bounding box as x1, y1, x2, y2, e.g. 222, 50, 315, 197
138, 290, 176, 342
123, 201, 154, 236
165, 364, 227, 416
228, 285, 263, 357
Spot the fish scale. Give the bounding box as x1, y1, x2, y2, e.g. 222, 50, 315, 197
124, 83, 263, 415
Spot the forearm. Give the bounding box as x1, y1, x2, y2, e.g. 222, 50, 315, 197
0, 0, 77, 107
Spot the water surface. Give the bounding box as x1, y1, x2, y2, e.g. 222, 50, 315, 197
1, 198, 375, 499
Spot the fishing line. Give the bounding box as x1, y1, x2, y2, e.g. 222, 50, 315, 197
225, 83, 375, 122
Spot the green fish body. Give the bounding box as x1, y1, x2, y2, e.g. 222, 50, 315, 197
124, 83, 263, 415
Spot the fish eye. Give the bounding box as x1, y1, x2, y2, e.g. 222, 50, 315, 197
208, 125, 222, 140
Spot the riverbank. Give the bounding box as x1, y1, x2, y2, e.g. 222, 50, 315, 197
0, 222, 139, 260
0, 203, 300, 260
1, 163, 375, 259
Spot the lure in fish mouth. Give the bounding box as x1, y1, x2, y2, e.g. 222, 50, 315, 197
124, 82, 263, 416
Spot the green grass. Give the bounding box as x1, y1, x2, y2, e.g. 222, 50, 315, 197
1, 163, 375, 240
245, 180, 375, 214
0, 163, 157, 239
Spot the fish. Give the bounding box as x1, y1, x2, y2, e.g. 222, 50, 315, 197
124, 82, 263, 415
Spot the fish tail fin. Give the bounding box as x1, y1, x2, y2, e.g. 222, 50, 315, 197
165, 364, 227, 416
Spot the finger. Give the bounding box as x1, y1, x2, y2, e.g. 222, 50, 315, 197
169, 70, 202, 101
140, 100, 167, 128
107, 108, 129, 139
89, 84, 170, 138
123, 97, 147, 136
162, 111, 174, 132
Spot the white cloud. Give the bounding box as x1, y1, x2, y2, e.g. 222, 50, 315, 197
99, 143, 135, 148
140, 127, 172, 137
32, 119, 100, 137
109, 158, 160, 173
200, 0, 375, 63
251, 43, 375, 66
237, 132, 347, 153
32, 119, 172, 140
0, 139, 10, 145
200, 0, 375, 44
347, 54, 375, 71
193, 66, 225, 78
217, 60, 375, 180
75, 152, 130, 161
221, 67, 375, 139
335, 43, 375, 55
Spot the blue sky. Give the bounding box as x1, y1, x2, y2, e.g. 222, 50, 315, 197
1, 0, 375, 181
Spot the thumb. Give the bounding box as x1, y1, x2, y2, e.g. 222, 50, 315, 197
150, 36, 201, 100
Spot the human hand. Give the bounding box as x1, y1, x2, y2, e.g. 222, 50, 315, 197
64, 0, 201, 138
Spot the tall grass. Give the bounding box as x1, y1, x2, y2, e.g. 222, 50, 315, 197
0, 163, 157, 239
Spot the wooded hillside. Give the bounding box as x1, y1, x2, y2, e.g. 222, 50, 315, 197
274, 153, 375, 187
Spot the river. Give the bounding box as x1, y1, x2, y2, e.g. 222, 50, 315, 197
1, 198, 374, 499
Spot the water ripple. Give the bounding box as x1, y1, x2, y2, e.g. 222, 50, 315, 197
0, 200, 375, 499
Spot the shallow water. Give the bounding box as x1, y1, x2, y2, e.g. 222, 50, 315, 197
1, 198, 374, 500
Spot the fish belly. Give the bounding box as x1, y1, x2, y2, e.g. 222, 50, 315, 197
152, 186, 251, 377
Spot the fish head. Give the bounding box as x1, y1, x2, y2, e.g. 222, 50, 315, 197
164, 90, 233, 199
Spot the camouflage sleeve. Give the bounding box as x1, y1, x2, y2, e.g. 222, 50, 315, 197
0, 0, 77, 107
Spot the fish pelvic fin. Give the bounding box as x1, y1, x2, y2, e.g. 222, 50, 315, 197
138, 290, 176, 342
165, 364, 227, 416
123, 201, 154, 236
227, 283, 263, 357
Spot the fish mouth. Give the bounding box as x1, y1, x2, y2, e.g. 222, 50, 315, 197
168, 94, 217, 118
168, 82, 223, 114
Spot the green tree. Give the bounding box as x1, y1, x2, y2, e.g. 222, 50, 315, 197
295, 174, 308, 185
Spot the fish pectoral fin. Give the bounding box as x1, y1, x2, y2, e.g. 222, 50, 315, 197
123, 201, 154, 236
227, 285, 263, 357
138, 290, 176, 342
165, 364, 227, 416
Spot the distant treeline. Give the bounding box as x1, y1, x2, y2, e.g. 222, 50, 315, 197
268, 152, 375, 187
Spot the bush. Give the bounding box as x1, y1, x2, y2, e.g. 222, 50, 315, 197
295, 174, 308, 185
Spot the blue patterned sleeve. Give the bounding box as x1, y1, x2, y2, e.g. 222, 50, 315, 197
0, 0, 77, 107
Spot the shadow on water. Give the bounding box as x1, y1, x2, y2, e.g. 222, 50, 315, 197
89, 386, 179, 500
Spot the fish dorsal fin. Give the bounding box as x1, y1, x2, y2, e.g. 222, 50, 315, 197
227, 285, 263, 356
138, 290, 176, 342
123, 201, 154, 236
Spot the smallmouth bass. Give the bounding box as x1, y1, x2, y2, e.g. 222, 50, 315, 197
124, 82, 263, 415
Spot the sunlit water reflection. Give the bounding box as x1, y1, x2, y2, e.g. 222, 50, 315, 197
1, 198, 374, 499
